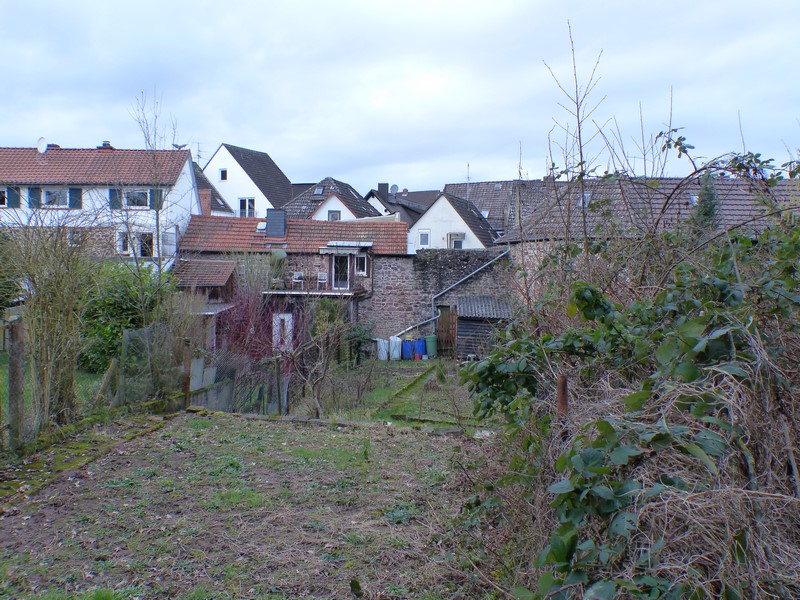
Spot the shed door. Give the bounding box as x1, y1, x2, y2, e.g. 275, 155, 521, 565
436, 306, 457, 355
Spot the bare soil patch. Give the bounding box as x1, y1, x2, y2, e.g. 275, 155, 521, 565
0, 413, 484, 599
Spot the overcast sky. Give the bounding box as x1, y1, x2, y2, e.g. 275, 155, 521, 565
2, 1, 798, 194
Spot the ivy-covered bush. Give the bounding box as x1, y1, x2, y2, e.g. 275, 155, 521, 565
460, 199, 800, 597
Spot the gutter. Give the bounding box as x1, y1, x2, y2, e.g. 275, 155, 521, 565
430, 248, 510, 321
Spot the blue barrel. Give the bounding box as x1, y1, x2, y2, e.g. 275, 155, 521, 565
414, 338, 426, 358
402, 339, 413, 360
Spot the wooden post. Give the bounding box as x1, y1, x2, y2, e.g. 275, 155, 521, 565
274, 356, 282, 415
556, 374, 568, 418
9, 319, 24, 452
183, 338, 191, 409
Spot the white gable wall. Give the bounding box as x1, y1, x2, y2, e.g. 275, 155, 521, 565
310, 195, 358, 221
203, 145, 272, 218
408, 195, 486, 253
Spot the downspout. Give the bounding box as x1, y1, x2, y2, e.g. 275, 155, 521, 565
430, 248, 510, 321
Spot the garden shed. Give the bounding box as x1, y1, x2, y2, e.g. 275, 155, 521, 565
455, 295, 514, 359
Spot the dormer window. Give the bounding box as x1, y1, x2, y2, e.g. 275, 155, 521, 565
314, 186, 324, 195
220, 168, 227, 181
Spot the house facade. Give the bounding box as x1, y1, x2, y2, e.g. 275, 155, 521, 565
0, 143, 200, 262
202, 143, 293, 218
408, 192, 497, 253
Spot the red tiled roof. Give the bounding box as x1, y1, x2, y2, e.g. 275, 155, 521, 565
171, 258, 237, 288
0, 147, 190, 186
179, 215, 409, 255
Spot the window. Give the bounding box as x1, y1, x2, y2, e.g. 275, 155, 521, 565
418, 229, 430, 248
355, 253, 368, 276
579, 191, 592, 207
219, 168, 227, 181
68, 230, 83, 247
447, 232, 465, 249
125, 189, 148, 208
0, 189, 5, 207
327, 210, 341, 221
119, 232, 155, 257
314, 186, 324, 195
139, 233, 154, 257
332, 255, 350, 289
689, 193, 699, 206
273, 313, 293, 352
239, 198, 255, 217
44, 189, 68, 207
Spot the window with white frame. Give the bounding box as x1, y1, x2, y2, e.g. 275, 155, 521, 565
355, 253, 368, 276
239, 197, 255, 217
328, 210, 341, 221
447, 232, 465, 249
44, 189, 68, 207
418, 229, 431, 248
579, 191, 592, 207
313, 186, 324, 195
125, 189, 149, 208
119, 231, 154, 257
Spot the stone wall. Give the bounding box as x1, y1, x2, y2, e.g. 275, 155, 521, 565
358, 248, 514, 338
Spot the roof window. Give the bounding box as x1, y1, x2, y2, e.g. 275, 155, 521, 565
314, 186, 324, 195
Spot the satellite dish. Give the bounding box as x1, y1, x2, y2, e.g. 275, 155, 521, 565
389, 184, 399, 194
36, 137, 47, 154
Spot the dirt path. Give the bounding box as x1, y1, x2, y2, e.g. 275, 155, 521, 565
0, 413, 483, 599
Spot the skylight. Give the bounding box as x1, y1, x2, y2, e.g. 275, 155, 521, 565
314, 186, 324, 195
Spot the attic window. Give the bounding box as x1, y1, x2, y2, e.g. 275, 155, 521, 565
447, 232, 466, 250
350, 189, 358, 198
328, 210, 341, 221
689, 194, 698, 206
220, 169, 227, 181
494, 183, 502, 190
579, 191, 592, 207
481, 210, 489, 218
314, 186, 324, 195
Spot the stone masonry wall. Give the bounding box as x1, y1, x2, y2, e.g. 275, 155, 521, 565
359, 248, 514, 339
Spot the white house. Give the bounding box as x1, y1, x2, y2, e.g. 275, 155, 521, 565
284, 177, 381, 221
0, 142, 201, 262
408, 192, 497, 253
202, 143, 293, 219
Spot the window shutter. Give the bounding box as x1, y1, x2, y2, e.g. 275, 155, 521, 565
68, 187, 82, 209
28, 187, 41, 209
149, 188, 164, 210
109, 188, 122, 209
7, 187, 20, 208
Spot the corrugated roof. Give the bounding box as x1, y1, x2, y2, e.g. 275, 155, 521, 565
285, 177, 380, 219
457, 295, 514, 319
221, 144, 293, 209
171, 258, 237, 288
179, 215, 409, 255
0, 146, 190, 186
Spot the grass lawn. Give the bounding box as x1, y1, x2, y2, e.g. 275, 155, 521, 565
0, 413, 486, 599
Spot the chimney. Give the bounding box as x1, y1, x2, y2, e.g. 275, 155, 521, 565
378, 182, 389, 199
266, 209, 286, 238
97, 141, 114, 150
402, 188, 408, 197
198, 189, 212, 215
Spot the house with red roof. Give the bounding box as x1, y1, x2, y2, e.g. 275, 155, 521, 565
0, 142, 201, 262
